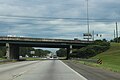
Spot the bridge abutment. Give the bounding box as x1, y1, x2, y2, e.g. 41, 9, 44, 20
6, 43, 19, 60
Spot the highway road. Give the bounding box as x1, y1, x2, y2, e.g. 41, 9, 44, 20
0, 60, 87, 80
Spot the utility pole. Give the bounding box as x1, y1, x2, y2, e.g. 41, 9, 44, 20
92, 30, 94, 41
86, 0, 90, 41
116, 22, 119, 43
114, 29, 116, 40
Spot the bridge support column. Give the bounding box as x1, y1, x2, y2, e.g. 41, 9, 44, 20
6, 43, 19, 60
66, 45, 72, 60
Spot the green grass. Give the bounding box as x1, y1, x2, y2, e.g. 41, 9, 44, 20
91, 43, 120, 72
24, 57, 43, 61
0, 58, 7, 60
0, 60, 17, 65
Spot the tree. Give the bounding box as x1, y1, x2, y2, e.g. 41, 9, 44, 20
112, 37, 120, 43
71, 40, 110, 59
35, 49, 51, 57
0, 47, 6, 58
56, 48, 67, 57
20, 47, 51, 57
19, 47, 34, 57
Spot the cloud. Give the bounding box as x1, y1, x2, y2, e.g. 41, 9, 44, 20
0, 0, 119, 40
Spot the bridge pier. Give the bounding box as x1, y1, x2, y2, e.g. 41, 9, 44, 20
66, 45, 72, 60
6, 43, 19, 60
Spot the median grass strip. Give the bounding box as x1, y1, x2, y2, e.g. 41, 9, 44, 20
24, 57, 44, 61
0, 59, 17, 65
77, 43, 120, 73
0, 58, 6, 60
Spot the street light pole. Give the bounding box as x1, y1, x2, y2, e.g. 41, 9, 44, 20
114, 29, 116, 40
86, 0, 90, 41
92, 30, 94, 41
116, 22, 119, 43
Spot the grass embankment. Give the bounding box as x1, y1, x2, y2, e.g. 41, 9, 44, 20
79, 43, 120, 73
93, 43, 120, 72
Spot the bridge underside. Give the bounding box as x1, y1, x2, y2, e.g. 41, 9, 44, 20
0, 40, 91, 60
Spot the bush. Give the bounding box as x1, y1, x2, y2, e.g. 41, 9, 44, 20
56, 48, 67, 57
0, 47, 6, 58
75, 46, 96, 58
71, 40, 110, 58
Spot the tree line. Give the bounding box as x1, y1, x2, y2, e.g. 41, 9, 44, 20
111, 37, 120, 43
56, 39, 110, 59
0, 47, 51, 58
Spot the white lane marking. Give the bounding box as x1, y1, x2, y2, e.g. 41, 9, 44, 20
59, 60, 88, 80
12, 71, 27, 80
11, 61, 41, 80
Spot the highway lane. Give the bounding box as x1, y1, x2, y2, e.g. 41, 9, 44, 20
0, 60, 87, 80
0, 61, 39, 80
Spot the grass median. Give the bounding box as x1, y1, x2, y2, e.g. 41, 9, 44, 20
24, 57, 44, 61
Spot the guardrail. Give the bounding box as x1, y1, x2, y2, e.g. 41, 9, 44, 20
0, 60, 12, 62
0, 36, 93, 43
71, 58, 102, 64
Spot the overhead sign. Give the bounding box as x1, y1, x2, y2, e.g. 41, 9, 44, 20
30, 51, 35, 54
83, 33, 92, 39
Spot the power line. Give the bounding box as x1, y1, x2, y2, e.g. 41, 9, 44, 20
0, 15, 120, 22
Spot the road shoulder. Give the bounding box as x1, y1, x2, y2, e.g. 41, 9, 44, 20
62, 60, 120, 80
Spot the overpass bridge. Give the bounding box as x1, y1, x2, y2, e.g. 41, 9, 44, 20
0, 36, 93, 60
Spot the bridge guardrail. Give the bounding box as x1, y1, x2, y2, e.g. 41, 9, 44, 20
0, 36, 94, 43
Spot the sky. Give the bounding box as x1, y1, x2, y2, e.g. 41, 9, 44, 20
0, 0, 120, 52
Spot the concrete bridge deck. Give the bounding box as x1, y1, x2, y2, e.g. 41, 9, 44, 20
0, 36, 92, 44
0, 36, 93, 60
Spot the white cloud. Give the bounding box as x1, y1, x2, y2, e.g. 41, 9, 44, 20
0, 0, 119, 40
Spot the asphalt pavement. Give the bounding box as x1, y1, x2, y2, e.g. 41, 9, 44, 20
1, 60, 119, 80
0, 60, 87, 80
63, 60, 120, 80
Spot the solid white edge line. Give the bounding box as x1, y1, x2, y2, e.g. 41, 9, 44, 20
59, 60, 88, 80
